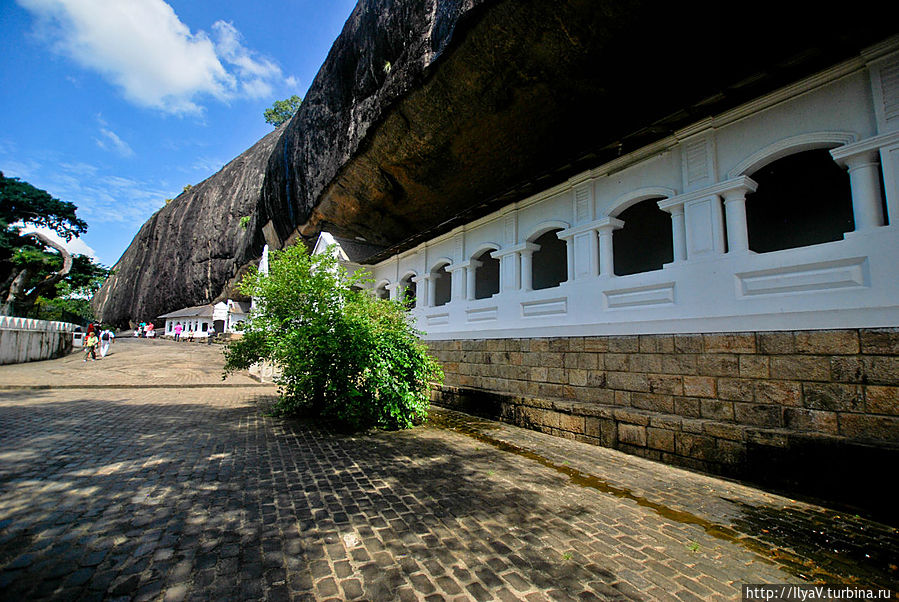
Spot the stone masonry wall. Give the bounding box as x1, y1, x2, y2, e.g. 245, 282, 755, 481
427, 328, 899, 518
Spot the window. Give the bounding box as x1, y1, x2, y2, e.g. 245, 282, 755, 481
613, 198, 672, 276
474, 250, 499, 299
746, 149, 853, 253
432, 264, 452, 306
532, 229, 567, 290
399, 275, 417, 309
375, 283, 390, 300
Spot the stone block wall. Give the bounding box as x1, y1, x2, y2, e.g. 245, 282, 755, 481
427, 328, 899, 518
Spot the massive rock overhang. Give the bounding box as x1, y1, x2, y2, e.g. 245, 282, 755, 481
296, 1, 896, 264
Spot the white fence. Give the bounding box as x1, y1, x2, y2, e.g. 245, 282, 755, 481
0, 316, 76, 365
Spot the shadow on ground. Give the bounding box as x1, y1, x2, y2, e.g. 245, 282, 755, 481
1, 392, 654, 600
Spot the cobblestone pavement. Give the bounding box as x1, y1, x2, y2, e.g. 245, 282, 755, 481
1, 340, 896, 601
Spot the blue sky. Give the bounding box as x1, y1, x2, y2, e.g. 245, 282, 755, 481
0, 0, 358, 267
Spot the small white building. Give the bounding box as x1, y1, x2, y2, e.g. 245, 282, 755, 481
159, 299, 251, 338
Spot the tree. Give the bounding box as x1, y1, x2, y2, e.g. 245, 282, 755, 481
32, 255, 112, 322
0, 172, 106, 317
223, 244, 443, 430
263, 95, 302, 127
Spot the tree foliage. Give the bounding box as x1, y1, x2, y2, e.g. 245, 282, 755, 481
1, 171, 108, 317
263, 95, 302, 127
223, 244, 442, 431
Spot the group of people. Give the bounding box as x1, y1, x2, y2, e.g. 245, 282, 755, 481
171, 322, 216, 344
134, 321, 156, 338
82, 322, 115, 362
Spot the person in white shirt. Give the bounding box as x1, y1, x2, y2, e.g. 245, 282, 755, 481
99, 329, 115, 357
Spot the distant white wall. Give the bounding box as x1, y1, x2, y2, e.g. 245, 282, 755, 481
0, 316, 75, 365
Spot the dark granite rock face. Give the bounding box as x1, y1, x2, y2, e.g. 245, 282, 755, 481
92, 126, 284, 327
94, 0, 893, 324
263, 0, 894, 260
259, 0, 489, 249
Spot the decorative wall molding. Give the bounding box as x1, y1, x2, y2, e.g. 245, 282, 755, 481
466, 306, 498, 322
604, 282, 676, 309
521, 297, 568, 318
425, 312, 450, 326
735, 257, 869, 297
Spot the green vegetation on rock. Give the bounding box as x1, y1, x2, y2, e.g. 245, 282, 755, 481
263, 95, 302, 127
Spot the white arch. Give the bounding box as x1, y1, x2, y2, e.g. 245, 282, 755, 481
608, 187, 677, 217
428, 257, 454, 272
374, 278, 391, 291
398, 270, 418, 282
727, 131, 858, 179
526, 220, 570, 242
469, 242, 501, 260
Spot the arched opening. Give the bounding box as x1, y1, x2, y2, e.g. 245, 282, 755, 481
431, 263, 452, 307
746, 149, 853, 253
399, 275, 417, 309
531, 229, 567, 290
473, 250, 499, 299
613, 198, 673, 276
375, 282, 390, 300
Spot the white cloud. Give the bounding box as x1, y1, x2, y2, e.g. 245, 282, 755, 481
1, 158, 42, 180
58, 161, 99, 176
17, 0, 295, 115
18, 225, 97, 259
95, 127, 134, 157
190, 156, 225, 175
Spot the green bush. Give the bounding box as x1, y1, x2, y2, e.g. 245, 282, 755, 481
223, 244, 442, 430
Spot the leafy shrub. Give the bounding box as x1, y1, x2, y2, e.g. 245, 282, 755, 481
223, 244, 442, 430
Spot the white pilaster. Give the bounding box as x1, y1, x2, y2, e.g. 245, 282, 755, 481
426, 274, 436, 306
463, 260, 482, 301
413, 275, 428, 307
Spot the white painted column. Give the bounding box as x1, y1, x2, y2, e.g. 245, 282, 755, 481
449, 265, 467, 301
494, 252, 515, 294
386, 282, 399, 301
670, 205, 688, 261
722, 188, 752, 253
844, 150, 885, 231
596, 217, 624, 277
465, 260, 481, 301
413, 275, 427, 308
520, 249, 535, 292
658, 198, 689, 262
426, 273, 436, 307
588, 231, 600, 276
564, 238, 574, 284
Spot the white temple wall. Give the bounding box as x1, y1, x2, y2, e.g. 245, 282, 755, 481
364, 38, 899, 341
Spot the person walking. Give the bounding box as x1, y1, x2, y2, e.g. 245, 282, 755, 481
99, 327, 115, 357
83, 330, 98, 362
173, 322, 183, 341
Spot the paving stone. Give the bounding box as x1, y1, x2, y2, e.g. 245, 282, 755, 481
1, 340, 896, 601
